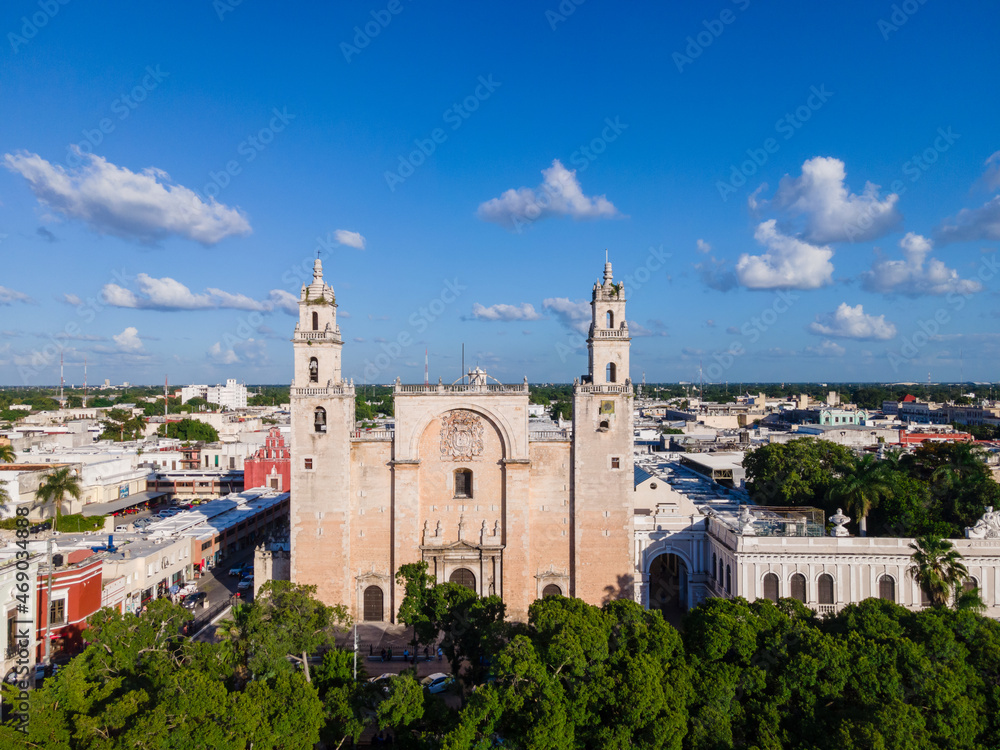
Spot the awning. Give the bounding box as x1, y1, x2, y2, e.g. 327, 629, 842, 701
81, 490, 168, 517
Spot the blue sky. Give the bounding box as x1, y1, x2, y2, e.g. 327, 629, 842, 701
1, 0, 999, 387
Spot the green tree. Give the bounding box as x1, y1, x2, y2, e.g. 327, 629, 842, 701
157, 418, 220, 442
99, 407, 147, 441
743, 438, 855, 508
908, 534, 969, 607
35, 466, 82, 531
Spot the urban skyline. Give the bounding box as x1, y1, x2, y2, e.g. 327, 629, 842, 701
2, 2, 999, 386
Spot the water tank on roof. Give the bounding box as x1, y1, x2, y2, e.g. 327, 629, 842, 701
52, 554, 64, 567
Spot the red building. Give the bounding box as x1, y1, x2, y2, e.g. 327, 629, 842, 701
35, 552, 103, 660
898, 430, 973, 445
244, 428, 290, 491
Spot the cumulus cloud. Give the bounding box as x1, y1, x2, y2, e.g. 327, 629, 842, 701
861, 232, 982, 296
101, 273, 294, 313
696, 239, 711, 254
735, 220, 834, 290
0, 286, 32, 305
112, 327, 144, 352
935, 195, 1000, 244
542, 297, 591, 335
771, 156, 902, 243
334, 229, 366, 250
3, 149, 251, 245
477, 159, 620, 230
808, 303, 896, 340
469, 302, 542, 321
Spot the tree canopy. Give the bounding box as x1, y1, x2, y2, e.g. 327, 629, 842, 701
156, 418, 220, 443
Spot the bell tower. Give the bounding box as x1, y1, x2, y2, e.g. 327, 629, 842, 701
289, 256, 355, 607
570, 254, 635, 605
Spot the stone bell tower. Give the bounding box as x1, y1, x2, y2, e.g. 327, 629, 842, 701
289, 257, 355, 607
570, 255, 635, 605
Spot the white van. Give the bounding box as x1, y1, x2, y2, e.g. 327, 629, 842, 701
114, 524, 131, 533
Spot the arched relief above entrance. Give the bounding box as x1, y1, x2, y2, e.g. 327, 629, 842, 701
398, 401, 525, 462
440, 410, 485, 461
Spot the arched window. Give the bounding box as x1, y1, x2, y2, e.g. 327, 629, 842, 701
311, 311, 319, 331
542, 584, 561, 597
718, 558, 723, 583
790, 573, 806, 602
309, 357, 318, 383
606, 310, 614, 328
963, 577, 979, 593
818, 574, 834, 605
711, 553, 717, 581
454, 469, 472, 498
363, 586, 383, 621
878, 575, 895, 602
450, 568, 476, 591
599, 420, 610, 430
607, 362, 617, 383
313, 407, 326, 433
763, 572, 779, 602
725, 564, 732, 594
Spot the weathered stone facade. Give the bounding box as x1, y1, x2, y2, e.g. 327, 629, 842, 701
289, 259, 635, 621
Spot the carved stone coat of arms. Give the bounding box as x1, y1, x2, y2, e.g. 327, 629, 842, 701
440, 410, 484, 461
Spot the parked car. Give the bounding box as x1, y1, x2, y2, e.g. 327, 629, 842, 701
114, 524, 131, 533
229, 563, 252, 577
420, 673, 454, 694
181, 592, 207, 610
236, 576, 254, 591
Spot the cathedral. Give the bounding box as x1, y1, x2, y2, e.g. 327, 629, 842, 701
289, 258, 636, 621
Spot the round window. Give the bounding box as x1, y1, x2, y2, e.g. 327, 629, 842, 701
650, 482, 657, 489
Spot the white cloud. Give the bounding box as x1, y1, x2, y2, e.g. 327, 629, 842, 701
542, 297, 591, 335
935, 195, 1000, 244
695, 256, 737, 291
772, 156, 901, 243
112, 326, 144, 352
808, 303, 896, 340
3, 149, 251, 245
333, 229, 366, 250
0, 286, 32, 305
470, 302, 542, 321
696, 239, 711, 254
861, 232, 982, 296
477, 159, 619, 230
267, 289, 299, 315
805, 340, 846, 357
101, 273, 296, 313
63, 293, 82, 306
735, 220, 834, 290
208, 338, 267, 365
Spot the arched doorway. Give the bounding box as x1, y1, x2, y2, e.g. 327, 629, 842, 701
450, 568, 476, 591
363, 586, 383, 621
542, 584, 562, 597
648, 553, 688, 617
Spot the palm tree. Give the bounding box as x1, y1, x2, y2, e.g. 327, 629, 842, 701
35, 467, 82, 532
826, 454, 893, 536
908, 534, 968, 608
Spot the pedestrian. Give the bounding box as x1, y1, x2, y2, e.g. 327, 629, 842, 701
380, 648, 386, 662
403, 648, 409, 661
437, 646, 442, 661
387, 646, 393, 660
369, 644, 373, 656
424, 646, 429, 660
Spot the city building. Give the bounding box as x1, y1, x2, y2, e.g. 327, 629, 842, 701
180, 379, 248, 410
244, 427, 291, 491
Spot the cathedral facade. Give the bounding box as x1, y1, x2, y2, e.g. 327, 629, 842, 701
289, 258, 636, 621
